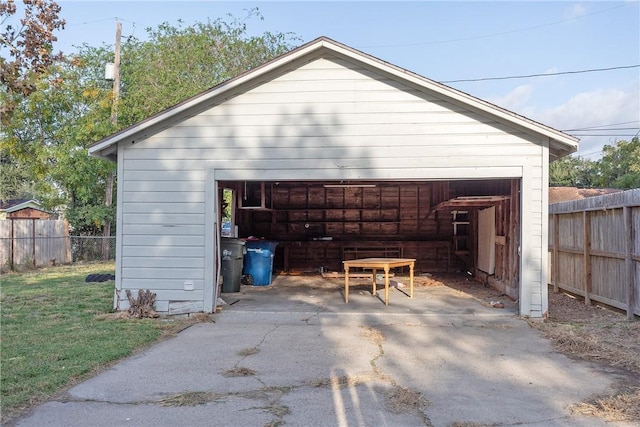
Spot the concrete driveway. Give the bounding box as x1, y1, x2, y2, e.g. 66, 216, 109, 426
12, 274, 634, 426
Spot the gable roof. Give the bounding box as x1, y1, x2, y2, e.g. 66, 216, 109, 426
89, 36, 579, 161
0, 199, 44, 213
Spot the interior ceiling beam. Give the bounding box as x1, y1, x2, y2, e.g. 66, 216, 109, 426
435, 196, 511, 211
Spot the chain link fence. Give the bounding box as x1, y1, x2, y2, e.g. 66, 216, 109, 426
70, 236, 116, 262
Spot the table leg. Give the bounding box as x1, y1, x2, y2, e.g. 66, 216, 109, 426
371, 268, 377, 296
409, 261, 414, 299
344, 265, 349, 303
384, 266, 390, 305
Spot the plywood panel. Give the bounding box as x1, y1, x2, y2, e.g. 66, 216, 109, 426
477, 207, 496, 274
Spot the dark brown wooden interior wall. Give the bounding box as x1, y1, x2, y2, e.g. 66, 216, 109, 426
236, 182, 458, 272
232, 180, 517, 275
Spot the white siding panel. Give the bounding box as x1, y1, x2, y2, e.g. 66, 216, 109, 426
122, 159, 207, 172
122, 191, 204, 203
122, 268, 204, 280
123, 213, 205, 225
122, 202, 204, 214
188, 110, 487, 126
123, 170, 206, 181
122, 224, 205, 236
122, 256, 204, 269
123, 235, 204, 246
118, 288, 204, 301
123, 180, 203, 192
198, 99, 460, 116
141, 122, 521, 140
122, 245, 204, 258
121, 279, 203, 290
132, 133, 535, 151
123, 144, 541, 161
209, 156, 535, 171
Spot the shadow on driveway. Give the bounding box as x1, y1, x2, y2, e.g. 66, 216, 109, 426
14, 274, 632, 427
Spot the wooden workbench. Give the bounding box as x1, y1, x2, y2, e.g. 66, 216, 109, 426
342, 258, 415, 305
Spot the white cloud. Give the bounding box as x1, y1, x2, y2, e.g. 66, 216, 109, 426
533, 83, 640, 158
566, 3, 588, 19
487, 84, 534, 111
486, 79, 639, 159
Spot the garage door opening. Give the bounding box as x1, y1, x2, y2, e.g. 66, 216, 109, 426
217, 179, 521, 301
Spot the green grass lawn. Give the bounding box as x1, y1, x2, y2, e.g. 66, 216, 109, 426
0, 262, 197, 423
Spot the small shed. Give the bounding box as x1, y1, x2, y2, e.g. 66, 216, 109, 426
89, 37, 578, 317
0, 199, 51, 220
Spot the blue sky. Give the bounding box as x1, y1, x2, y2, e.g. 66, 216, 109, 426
45, 1, 640, 157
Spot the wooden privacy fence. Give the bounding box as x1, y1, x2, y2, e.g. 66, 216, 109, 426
549, 189, 640, 319
0, 219, 71, 270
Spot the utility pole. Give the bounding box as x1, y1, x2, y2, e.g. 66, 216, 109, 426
102, 21, 121, 260
110, 21, 121, 125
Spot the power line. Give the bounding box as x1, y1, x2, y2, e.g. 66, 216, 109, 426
65, 16, 139, 28
441, 65, 639, 83
566, 134, 638, 137
359, 3, 629, 49
570, 128, 639, 132
564, 121, 640, 131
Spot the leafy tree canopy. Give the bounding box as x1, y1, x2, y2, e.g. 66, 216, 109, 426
118, 9, 298, 126
1, 8, 298, 234
550, 137, 640, 190
1, 0, 66, 122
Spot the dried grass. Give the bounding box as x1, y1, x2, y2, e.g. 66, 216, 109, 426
266, 404, 290, 417
159, 391, 220, 406
307, 374, 373, 388
530, 289, 640, 374
221, 366, 257, 377
188, 312, 214, 322
385, 385, 429, 414
571, 388, 640, 421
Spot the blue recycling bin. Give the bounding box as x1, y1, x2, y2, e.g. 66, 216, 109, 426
243, 240, 278, 286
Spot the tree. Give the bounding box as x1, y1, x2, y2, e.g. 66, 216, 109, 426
118, 9, 298, 126
549, 155, 597, 188
1, 10, 298, 233
0, 0, 66, 122
1, 47, 117, 232
594, 137, 640, 189
549, 138, 640, 189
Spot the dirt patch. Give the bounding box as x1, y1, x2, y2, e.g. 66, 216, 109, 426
549, 187, 622, 204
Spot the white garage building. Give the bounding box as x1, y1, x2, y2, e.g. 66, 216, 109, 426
89, 37, 578, 317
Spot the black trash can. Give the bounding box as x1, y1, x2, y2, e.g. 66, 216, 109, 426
220, 238, 246, 293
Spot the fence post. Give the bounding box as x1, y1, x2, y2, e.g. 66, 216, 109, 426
64, 220, 71, 264
553, 214, 559, 292
10, 219, 14, 270
31, 218, 37, 268
624, 206, 635, 320
583, 211, 592, 306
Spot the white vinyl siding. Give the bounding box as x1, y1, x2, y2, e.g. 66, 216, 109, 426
117, 55, 549, 316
